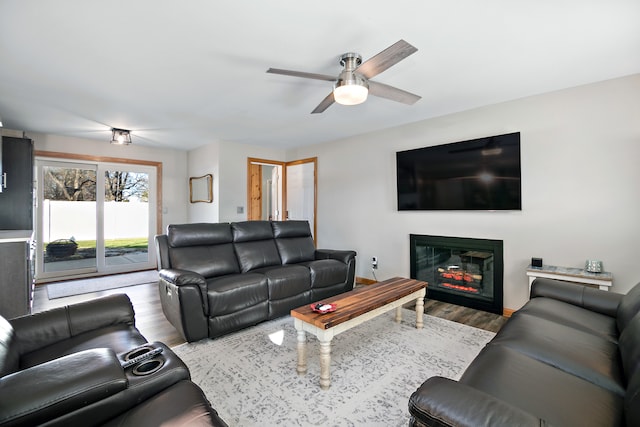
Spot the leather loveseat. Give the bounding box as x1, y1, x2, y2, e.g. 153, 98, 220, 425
0, 294, 227, 427
155, 220, 356, 342
409, 278, 640, 427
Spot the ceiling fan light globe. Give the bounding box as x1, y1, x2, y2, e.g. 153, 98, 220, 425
333, 81, 369, 106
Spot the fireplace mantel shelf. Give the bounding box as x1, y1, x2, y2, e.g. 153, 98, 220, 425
526, 264, 613, 292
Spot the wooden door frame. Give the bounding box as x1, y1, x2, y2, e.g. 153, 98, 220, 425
246, 157, 317, 242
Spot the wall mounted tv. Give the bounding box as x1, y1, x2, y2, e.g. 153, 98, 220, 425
396, 132, 521, 211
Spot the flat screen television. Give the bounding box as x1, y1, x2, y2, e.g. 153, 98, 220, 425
396, 132, 521, 211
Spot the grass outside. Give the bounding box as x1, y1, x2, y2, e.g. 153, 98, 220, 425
81, 238, 148, 250
45, 238, 148, 250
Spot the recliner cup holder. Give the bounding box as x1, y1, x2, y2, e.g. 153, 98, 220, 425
124, 345, 155, 361
123, 345, 166, 376
132, 358, 164, 376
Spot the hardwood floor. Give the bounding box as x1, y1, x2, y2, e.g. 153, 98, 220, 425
422, 298, 507, 333
33, 277, 508, 348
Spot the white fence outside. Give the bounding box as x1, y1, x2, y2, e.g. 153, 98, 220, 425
42, 200, 149, 242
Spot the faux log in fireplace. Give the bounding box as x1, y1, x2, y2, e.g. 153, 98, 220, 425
410, 234, 503, 314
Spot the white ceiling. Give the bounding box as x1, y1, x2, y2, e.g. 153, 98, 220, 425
1, 1, 639, 151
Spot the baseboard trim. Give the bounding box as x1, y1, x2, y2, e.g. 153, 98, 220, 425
503, 308, 515, 318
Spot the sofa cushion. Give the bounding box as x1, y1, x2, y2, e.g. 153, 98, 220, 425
169, 244, 240, 278
255, 265, 311, 300
619, 311, 640, 381
301, 259, 348, 289
168, 223, 232, 247
18, 325, 147, 370
231, 221, 274, 242
272, 220, 315, 263
275, 237, 315, 264
234, 240, 282, 272
460, 345, 624, 427
490, 312, 624, 395
207, 273, 268, 316
515, 296, 618, 342
617, 281, 640, 333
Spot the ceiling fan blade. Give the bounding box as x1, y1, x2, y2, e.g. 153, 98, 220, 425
356, 40, 418, 79
266, 68, 336, 82
368, 81, 421, 105
311, 92, 335, 114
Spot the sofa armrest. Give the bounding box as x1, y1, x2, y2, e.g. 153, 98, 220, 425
10, 294, 136, 355
531, 278, 622, 317
315, 249, 356, 264
158, 269, 208, 313
0, 348, 126, 427
159, 268, 207, 287
409, 377, 545, 427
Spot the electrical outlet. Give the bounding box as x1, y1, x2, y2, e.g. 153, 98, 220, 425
372, 256, 378, 269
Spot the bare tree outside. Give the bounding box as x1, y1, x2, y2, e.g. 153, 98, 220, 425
43, 167, 96, 201
43, 168, 149, 202
105, 171, 149, 202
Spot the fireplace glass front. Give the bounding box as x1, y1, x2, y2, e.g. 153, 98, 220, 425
410, 234, 503, 314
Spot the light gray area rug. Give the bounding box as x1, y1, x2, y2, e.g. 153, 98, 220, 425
46, 270, 159, 299
173, 308, 495, 427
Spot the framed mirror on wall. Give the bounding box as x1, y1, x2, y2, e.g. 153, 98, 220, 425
190, 174, 213, 203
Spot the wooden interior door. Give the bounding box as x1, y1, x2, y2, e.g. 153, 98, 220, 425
248, 163, 262, 220
247, 157, 317, 242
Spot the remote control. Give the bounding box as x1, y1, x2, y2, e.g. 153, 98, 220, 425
121, 347, 163, 369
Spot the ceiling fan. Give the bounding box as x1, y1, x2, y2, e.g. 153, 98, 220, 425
266, 39, 421, 114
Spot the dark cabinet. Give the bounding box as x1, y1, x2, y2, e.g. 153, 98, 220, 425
0, 136, 34, 230
0, 240, 32, 318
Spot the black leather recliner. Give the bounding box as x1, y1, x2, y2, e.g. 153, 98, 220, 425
408, 278, 640, 427
155, 220, 357, 342
0, 294, 227, 427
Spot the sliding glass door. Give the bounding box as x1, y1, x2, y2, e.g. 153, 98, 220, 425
36, 159, 157, 281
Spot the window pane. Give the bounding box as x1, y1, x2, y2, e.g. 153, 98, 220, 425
42, 166, 97, 273
104, 170, 149, 266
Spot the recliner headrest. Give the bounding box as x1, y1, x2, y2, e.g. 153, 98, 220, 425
231, 221, 274, 242
167, 223, 233, 247
271, 220, 311, 238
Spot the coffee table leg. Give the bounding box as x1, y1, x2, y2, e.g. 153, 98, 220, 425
319, 339, 332, 389
415, 296, 424, 329
395, 306, 402, 323
295, 323, 307, 375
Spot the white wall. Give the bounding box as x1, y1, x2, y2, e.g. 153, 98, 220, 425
187, 142, 220, 223
288, 74, 640, 311
30, 132, 188, 232
187, 140, 286, 223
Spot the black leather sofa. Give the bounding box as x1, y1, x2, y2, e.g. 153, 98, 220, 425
155, 220, 357, 342
0, 294, 227, 427
409, 278, 640, 427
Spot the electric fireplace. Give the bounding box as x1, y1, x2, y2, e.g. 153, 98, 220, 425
410, 234, 503, 314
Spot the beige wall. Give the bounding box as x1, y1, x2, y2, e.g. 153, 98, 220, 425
288, 73, 640, 311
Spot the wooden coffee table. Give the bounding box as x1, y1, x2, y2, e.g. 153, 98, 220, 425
290, 277, 427, 389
